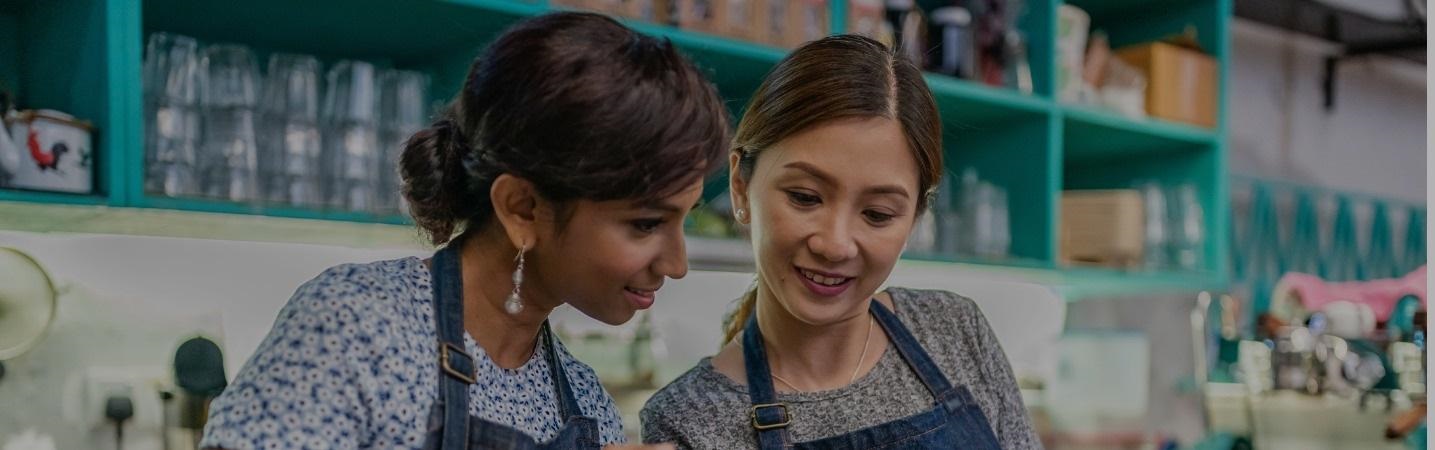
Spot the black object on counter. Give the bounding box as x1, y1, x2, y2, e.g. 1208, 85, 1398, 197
175, 336, 226, 396
105, 394, 135, 450
174, 336, 227, 430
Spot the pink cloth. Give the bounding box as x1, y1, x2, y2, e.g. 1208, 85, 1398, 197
1275, 266, 1426, 321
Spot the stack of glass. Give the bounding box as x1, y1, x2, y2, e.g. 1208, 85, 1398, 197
258, 54, 323, 207
143, 33, 203, 197
197, 45, 260, 202
141, 33, 430, 215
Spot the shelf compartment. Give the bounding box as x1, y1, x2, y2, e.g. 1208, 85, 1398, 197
0, 0, 124, 204
944, 115, 1059, 261
1061, 105, 1216, 162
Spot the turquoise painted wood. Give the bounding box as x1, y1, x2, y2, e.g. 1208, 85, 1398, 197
1404, 209, 1425, 273
1231, 176, 1427, 315
1367, 202, 1396, 279
1288, 192, 1320, 275
0, 0, 1232, 299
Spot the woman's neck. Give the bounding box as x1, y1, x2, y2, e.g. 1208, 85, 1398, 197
752, 283, 889, 391
457, 230, 554, 369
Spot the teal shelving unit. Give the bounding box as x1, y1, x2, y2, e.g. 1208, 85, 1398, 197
0, 0, 1231, 300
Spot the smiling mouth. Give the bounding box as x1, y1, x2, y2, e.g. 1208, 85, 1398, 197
624, 287, 657, 296
797, 267, 853, 286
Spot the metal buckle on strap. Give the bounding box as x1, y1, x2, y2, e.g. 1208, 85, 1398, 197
750, 403, 791, 430
439, 341, 477, 384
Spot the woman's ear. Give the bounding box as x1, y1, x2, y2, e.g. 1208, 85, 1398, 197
490, 173, 540, 249
729, 151, 751, 224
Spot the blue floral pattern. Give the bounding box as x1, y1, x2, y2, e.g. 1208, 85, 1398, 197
201, 257, 624, 449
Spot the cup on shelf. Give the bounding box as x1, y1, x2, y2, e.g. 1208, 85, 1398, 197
376, 69, 429, 214
198, 44, 260, 202
258, 53, 323, 207
143, 33, 203, 198
952, 168, 1010, 259
320, 60, 380, 212
1139, 180, 1169, 270
1169, 183, 1205, 271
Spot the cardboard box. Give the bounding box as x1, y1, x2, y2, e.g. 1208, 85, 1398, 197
749, 0, 788, 46
782, 0, 829, 48
621, 0, 674, 25
677, 0, 718, 34
587, 0, 623, 14
714, 0, 759, 41
550, 0, 592, 10
847, 0, 886, 41
1116, 41, 1218, 128
1060, 190, 1145, 268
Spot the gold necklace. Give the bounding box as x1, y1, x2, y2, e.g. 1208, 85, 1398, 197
770, 315, 875, 391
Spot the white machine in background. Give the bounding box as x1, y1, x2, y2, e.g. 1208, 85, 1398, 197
0, 246, 58, 384
0, 247, 59, 450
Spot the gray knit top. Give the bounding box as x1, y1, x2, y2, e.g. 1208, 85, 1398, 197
640, 287, 1041, 449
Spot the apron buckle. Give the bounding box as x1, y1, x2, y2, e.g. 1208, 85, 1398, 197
750, 403, 791, 430
439, 341, 478, 384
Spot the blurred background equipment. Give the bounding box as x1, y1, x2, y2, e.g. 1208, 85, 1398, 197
0, 247, 58, 386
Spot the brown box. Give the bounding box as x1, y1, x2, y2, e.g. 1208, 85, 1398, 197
713, 0, 760, 41
587, 0, 622, 14
781, 0, 829, 48
550, 0, 592, 10
1116, 41, 1218, 128
749, 0, 787, 46
677, 0, 719, 33
620, 0, 674, 25
846, 0, 886, 42
1060, 190, 1145, 268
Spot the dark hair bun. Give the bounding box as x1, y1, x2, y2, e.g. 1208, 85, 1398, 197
399, 119, 482, 246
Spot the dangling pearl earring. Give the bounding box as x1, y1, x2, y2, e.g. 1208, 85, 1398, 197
505, 246, 527, 315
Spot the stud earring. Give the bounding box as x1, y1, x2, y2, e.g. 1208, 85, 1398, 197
505, 246, 527, 315
735, 208, 747, 223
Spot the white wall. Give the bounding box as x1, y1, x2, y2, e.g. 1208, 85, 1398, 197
1227, 19, 1427, 203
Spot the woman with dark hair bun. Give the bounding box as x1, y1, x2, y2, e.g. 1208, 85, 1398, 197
201, 12, 729, 450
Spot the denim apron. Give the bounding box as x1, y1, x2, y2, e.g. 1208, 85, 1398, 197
743, 300, 1003, 449
422, 244, 601, 450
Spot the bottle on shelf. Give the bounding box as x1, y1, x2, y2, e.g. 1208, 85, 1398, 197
885, 0, 927, 68
929, 6, 975, 80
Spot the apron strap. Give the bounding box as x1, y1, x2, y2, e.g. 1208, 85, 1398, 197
541, 321, 586, 421
869, 299, 960, 407
431, 244, 476, 450
742, 314, 792, 450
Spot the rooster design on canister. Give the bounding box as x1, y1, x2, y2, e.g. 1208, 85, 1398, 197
27, 128, 68, 171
